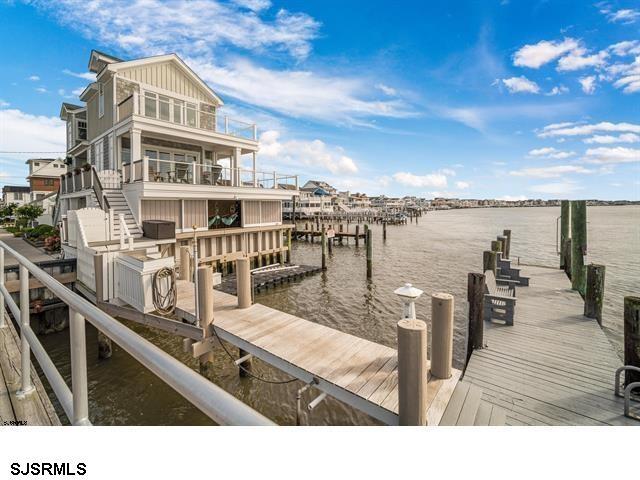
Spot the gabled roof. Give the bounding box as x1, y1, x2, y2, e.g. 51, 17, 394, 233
59, 102, 85, 120
106, 53, 224, 105
88, 49, 123, 73
79, 82, 98, 102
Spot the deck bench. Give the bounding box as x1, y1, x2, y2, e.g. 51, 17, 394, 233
484, 270, 517, 326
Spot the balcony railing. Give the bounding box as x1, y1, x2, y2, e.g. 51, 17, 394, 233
122, 157, 298, 190
116, 89, 258, 141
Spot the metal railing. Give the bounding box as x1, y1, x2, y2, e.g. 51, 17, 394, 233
123, 157, 298, 190
0, 241, 274, 426
615, 366, 640, 420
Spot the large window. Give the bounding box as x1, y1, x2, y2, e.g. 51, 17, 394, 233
144, 148, 197, 183
144, 92, 157, 118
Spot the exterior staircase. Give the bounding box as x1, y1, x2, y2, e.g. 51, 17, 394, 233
103, 190, 143, 238
439, 381, 506, 426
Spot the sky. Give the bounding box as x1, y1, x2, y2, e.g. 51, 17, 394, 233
0, 0, 639, 200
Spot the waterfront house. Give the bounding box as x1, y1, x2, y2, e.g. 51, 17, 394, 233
55, 49, 298, 308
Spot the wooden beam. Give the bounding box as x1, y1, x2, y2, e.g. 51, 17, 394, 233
4, 272, 77, 294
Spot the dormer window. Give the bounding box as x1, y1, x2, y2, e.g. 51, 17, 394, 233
98, 83, 104, 118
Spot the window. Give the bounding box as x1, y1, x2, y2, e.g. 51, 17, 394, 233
77, 120, 87, 140
36, 193, 45, 200
173, 99, 183, 124
14, 192, 23, 200
98, 83, 104, 118
53, 164, 58, 168
34, 162, 40, 167
44, 179, 54, 186
186, 103, 196, 127
144, 92, 157, 118
159, 95, 170, 121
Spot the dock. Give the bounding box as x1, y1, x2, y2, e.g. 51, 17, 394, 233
464, 265, 636, 426
0, 314, 60, 426
216, 264, 323, 295
175, 280, 463, 425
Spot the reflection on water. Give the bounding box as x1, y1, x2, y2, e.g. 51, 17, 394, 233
37, 206, 639, 425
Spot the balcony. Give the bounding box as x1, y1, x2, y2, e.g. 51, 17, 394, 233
116, 89, 257, 141
122, 156, 298, 190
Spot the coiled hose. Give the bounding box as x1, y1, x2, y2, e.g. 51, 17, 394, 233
152, 267, 177, 315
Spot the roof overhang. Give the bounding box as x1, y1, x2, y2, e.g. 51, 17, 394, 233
107, 53, 224, 106
59, 103, 85, 121
88, 49, 123, 73
79, 83, 98, 102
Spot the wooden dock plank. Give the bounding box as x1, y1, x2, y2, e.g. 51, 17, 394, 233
465, 265, 636, 426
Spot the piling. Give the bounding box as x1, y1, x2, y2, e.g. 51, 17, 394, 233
430, 293, 454, 379
355, 225, 360, 246
624, 296, 640, 386
397, 318, 428, 425
571, 200, 587, 295
236, 258, 252, 309
197, 265, 214, 332
286, 229, 292, 263
482, 250, 497, 275
321, 229, 327, 270
490, 240, 502, 254
563, 238, 572, 278
383, 221, 387, 241
467, 273, 485, 363
584, 264, 605, 324
560, 200, 570, 269
502, 229, 511, 259
366, 229, 372, 279
179, 246, 191, 281
93, 254, 112, 359
497, 236, 507, 257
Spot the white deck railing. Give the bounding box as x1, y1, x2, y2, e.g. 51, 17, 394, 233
117, 88, 257, 141
122, 157, 298, 190
0, 241, 274, 426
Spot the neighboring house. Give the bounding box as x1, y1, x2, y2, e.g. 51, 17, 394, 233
2, 186, 30, 207
29, 191, 58, 226
301, 180, 337, 196
26, 158, 64, 202
283, 186, 333, 217
55, 49, 299, 308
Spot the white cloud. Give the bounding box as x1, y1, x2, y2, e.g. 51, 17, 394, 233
579, 76, 597, 94
192, 58, 414, 125
62, 69, 96, 81
527, 147, 575, 159
557, 49, 608, 71
439, 168, 456, 177
29, 0, 320, 60
35, 87, 47, 94
0, 109, 66, 158
583, 147, 640, 165
0, 99, 9, 107
498, 76, 540, 94
546, 85, 569, 96
513, 38, 580, 68
258, 130, 358, 175
509, 165, 593, 178
603, 8, 640, 24
538, 121, 640, 138
375, 84, 397, 96
608, 40, 640, 56
529, 181, 583, 195
455, 181, 470, 189
584, 133, 640, 144
71, 87, 85, 97
392, 171, 448, 188
27, 75, 40, 81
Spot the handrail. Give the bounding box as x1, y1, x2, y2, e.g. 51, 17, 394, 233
118, 213, 133, 250
0, 240, 275, 426
614, 366, 640, 420
91, 168, 111, 210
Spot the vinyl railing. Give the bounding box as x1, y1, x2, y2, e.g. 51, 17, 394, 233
123, 157, 298, 190
0, 241, 274, 426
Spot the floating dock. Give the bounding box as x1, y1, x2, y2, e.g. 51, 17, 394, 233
464, 265, 636, 426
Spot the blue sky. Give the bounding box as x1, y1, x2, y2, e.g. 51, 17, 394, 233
0, 0, 639, 200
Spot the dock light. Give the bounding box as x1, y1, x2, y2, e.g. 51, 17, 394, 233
394, 283, 423, 320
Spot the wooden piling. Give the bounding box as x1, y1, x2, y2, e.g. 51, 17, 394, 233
502, 229, 511, 259
397, 319, 428, 425
482, 250, 497, 275
430, 292, 454, 379
624, 296, 640, 386
563, 238, 572, 278
571, 200, 587, 295
236, 257, 252, 309
321, 229, 327, 270
93, 253, 112, 359
366, 229, 372, 279
355, 225, 360, 246
383, 221, 387, 240
560, 201, 570, 269
286, 229, 292, 264
467, 273, 485, 363
584, 264, 605, 324
179, 246, 191, 281
490, 240, 502, 254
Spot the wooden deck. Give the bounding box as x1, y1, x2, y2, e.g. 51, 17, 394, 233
0, 315, 60, 426
175, 280, 461, 425
464, 265, 637, 426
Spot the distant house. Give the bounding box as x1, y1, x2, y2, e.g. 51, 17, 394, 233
301, 180, 337, 196
26, 158, 64, 202
2, 186, 30, 207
